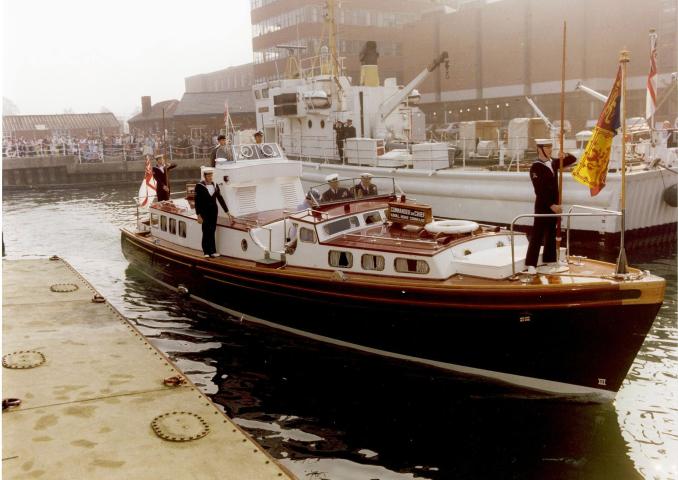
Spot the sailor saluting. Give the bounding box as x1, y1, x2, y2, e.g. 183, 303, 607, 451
524, 139, 577, 274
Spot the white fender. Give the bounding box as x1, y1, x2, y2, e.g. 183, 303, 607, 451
425, 219, 479, 235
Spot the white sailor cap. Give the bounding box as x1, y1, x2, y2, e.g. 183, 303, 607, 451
535, 138, 553, 146
325, 173, 339, 182
359, 172, 373, 178
202, 167, 215, 178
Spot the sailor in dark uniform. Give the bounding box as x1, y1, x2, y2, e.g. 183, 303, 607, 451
525, 139, 577, 274
353, 172, 378, 198
152, 154, 176, 202
195, 168, 229, 258
210, 134, 230, 167
320, 173, 352, 202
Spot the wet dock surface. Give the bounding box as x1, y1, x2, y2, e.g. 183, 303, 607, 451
2, 258, 295, 480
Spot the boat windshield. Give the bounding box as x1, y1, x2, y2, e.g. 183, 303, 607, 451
307, 176, 396, 207
229, 143, 283, 162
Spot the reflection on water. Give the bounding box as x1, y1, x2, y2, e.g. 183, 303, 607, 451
3, 186, 677, 479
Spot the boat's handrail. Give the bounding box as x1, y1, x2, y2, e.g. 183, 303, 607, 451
340, 232, 439, 248
509, 209, 623, 275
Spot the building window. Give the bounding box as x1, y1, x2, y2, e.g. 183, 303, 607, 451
300, 227, 316, 243
361, 254, 385, 271
394, 258, 429, 274
160, 216, 167, 232
169, 218, 177, 235
178, 221, 187, 238
329, 250, 353, 268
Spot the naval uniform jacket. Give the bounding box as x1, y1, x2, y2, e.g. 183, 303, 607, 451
321, 186, 352, 203
194, 181, 228, 220
529, 154, 576, 214
354, 183, 378, 198
152, 163, 176, 201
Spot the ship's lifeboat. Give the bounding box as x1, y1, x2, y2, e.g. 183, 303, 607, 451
302, 90, 331, 109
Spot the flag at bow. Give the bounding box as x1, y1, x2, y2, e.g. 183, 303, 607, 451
572, 66, 622, 196
645, 31, 657, 120
137, 155, 157, 207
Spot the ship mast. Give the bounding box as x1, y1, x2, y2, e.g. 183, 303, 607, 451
325, 0, 339, 77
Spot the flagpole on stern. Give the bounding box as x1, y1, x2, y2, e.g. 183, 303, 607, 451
557, 21, 566, 263
616, 50, 630, 275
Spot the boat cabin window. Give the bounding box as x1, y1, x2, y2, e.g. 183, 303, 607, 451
150, 213, 159, 228
262, 88, 269, 98
363, 211, 382, 225
299, 227, 316, 243
169, 218, 177, 235
323, 216, 359, 236
178, 221, 187, 238
329, 250, 353, 268
160, 216, 167, 232
307, 120, 313, 129
361, 254, 385, 271
254, 90, 261, 100
394, 258, 430, 274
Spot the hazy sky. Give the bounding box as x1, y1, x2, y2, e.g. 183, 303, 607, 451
2, 0, 253, 118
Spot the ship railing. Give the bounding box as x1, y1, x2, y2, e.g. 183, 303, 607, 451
509, 207, 622, 275
279, 133, 339, 164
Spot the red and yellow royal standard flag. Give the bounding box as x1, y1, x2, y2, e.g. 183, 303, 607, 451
572, 65, 622, 196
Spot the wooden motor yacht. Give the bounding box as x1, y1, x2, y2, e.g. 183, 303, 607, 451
121, 142, 665, 401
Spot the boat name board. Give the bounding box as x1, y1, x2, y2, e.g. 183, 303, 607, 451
387, 202, 433, 226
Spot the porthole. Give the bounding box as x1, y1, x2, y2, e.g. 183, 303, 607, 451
241, 239, 248, 251
307, 119, 313, 129
320, 120, 325, 129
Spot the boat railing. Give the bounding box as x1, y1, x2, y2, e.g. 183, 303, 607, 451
509, 208, 622, 275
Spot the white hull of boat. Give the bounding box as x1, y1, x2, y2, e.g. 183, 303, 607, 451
300, 162, 677, 234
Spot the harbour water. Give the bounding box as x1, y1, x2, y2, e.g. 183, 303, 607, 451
3, 185, 677, 480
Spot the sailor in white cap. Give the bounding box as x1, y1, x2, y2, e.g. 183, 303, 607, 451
195, 167, 228, 258
321, 173, 351, 202
524, 139, 577, 274
354, 172, 378, 198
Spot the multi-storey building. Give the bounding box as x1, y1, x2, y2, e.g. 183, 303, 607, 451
404, 0, 677, 130
250, 0, 433, 84
249, 0, 676, 131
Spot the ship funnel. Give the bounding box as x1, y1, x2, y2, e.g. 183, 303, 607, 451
359, 41, 380, 86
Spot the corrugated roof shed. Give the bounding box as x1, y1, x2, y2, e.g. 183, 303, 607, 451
2, 113, 120, 132
173, 90, 255, 117
128, 100, 179, 123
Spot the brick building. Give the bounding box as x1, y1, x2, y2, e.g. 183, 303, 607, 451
172, 90, 256, 138
185, 64, 254, 93
2, 113, 121, 140
127, 97, 180, 137
402, 0, 677, 131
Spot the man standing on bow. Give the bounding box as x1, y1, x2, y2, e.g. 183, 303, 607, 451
525, 139, 576, 274
152, 154, 176, 202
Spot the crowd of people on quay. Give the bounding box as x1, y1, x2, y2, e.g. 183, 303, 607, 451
2, 132, 228, 162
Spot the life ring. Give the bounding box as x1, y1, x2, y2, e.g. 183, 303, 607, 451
424, 219, 479, 235
261, 144, 275, 157
240, 145, 254, 158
